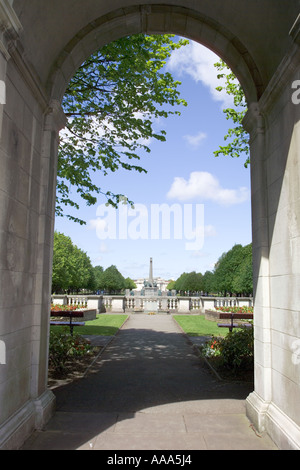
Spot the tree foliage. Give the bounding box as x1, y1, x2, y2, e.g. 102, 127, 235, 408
173, 271, 203, 294
99, 265, 126, 294
52, 234, 133, 294
202, 270, 215, 295
231, 243, 253, 295
57, 34, 188, 224
213, 59, 250, 167
52, 232, 95, 293
172, 243, 253, 297
124, 277, 137, 290
213, 244, 247, 296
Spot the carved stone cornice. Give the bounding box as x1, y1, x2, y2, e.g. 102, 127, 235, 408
44, 99, 67, 133
0, 2, 49, 111
0, 0, 22, 38
243, 102, 265, 142
0, 0, 22, 59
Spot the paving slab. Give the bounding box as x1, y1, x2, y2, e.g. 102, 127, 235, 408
21, 314, 278, 451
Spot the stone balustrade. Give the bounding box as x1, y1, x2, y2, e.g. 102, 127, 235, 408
51, 294, 253, 314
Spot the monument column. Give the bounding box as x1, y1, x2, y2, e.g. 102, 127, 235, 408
149, 257, 153, 286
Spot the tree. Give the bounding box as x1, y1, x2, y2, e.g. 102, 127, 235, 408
202, 270, 214, 295
213, 243, 253, 296
124, 277, 137, 290
167, 280, 176, 291
93, 265, 104, 291
173, 271, 203, 294
174, 272, 189, 294
99, 265, 125, 293
184, 272, 203, 293
232, 243, 253, 295
213, 244, 246, 296
57, 34, 188, 224
52, 231, 95, 293
52, 232, 74, 292
70, 246, 96, 293
213, 59, 250, 167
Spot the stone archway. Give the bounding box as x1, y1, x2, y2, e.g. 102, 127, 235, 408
0, 1, 300, 449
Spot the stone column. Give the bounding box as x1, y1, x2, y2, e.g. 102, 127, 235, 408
149, 257, 154, 285
243, 102, 273, 429
30, 100, 66, 422
246, 26, 300, 449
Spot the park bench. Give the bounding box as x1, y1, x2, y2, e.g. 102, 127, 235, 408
50, 311, 85, 336
217, 312, 253, 333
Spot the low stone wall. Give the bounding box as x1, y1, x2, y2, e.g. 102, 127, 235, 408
52, 295, 253, 315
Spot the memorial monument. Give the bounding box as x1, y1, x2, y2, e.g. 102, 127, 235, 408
143, 258, 158, 295
143, 258, 159, 311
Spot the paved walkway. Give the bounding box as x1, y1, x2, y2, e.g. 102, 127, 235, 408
22, 314, 277, 450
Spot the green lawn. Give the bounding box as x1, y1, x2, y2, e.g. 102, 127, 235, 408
173, 314, 227, 337
50, 314, 128, 336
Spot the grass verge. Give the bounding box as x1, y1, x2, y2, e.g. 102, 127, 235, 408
173, 314, 227, 337
50, 314, 128, 336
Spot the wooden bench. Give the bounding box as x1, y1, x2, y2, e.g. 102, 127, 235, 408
50, 311, 85, 336
217, 312, 253, 333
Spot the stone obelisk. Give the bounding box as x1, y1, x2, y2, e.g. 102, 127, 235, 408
149, 257, 154, 286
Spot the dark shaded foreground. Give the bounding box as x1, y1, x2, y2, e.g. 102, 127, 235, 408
22, 315, 277, 450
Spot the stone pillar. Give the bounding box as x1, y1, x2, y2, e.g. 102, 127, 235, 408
111, 296, 125, 313
0, 0, 66, 446
149, 257, 154, 285
177, 297, 191, 313
30, 99, 66, 419
245, 27, 300, 449
243, 102, 273, 428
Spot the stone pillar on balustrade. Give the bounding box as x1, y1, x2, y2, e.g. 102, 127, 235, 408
177, 297, 191, 313
134, 297, 143, 312
111, 296, 125, 313
86, 296, 104, 314
159, 297, 169, 313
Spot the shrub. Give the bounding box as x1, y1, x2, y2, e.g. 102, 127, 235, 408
200, 325, 254, 374
218, 326, 254, 372
48, 329, 91, 373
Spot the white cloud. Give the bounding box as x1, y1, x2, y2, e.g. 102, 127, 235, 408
167, 41, 235, 108
88, 218, 108, 233
167, 171, 249, 206
60, 112, 152, 148
204, 225, 217, 237
183, 131, 207, 148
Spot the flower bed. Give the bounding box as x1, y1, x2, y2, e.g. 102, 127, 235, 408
215, 306, 253, 314
50, 304, 96, 320
205, 306, 253, 323
51, 310, 84, 318
199, 326, 254, 382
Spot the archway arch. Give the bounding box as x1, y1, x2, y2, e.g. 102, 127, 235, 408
1, 0, 300, 450
47, 5, 261, 106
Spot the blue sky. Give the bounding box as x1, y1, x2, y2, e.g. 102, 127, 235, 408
54, 40, 252, 281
